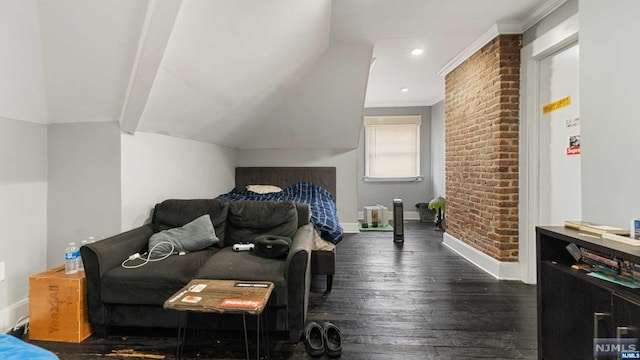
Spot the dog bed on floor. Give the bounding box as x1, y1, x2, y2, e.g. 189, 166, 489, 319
0, 334, 58, 359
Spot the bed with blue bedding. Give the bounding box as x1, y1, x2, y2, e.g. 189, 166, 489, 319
227, 166, 340, 291
217, 181, 343, 244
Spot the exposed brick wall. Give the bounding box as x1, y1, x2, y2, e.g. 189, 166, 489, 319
444, 35, 521, 262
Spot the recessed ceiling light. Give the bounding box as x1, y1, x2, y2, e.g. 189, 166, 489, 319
410, 48, 424, 56
400, 88, 409, 93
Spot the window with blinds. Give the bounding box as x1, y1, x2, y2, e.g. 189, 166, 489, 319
363, 115, 422, 181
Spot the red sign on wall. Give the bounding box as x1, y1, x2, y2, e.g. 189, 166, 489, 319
566, 147, 580, 155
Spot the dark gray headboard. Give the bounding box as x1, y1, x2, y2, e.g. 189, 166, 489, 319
235, 167, 337, 200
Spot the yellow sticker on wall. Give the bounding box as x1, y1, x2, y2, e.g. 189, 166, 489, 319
542, 96, 571, 114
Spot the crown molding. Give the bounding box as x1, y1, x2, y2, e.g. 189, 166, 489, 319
364, 100, 432, 109
437, 23, 512, 77
520, 0, 568, 32
437, 0, 569, 77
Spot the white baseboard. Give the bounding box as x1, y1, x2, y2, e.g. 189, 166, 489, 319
356, 211, 420, 222
403, 211, 420, 221
0, 298, 29, 333
341, 222, 359, 233
347, 211, 421, 234
443, 232, 522, 281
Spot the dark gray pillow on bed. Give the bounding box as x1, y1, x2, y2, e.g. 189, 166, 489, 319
148, 214, 219, 258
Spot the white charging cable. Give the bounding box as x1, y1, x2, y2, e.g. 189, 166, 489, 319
121, 241, 176, 269
13, 315, 29, 336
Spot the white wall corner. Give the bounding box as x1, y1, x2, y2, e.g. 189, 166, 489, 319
442, 232, 522, 281
0, 298, 29, 333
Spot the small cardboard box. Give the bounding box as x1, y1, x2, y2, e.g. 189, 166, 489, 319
29, 265, 92, 342
363, 205, 388, 227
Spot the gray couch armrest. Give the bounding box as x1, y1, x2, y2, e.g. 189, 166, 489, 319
81, 225, 154, 277
284, 223, 314, 341
285, 223, 313, 279
80, 224, 154, 328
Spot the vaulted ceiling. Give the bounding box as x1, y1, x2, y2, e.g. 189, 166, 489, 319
5, 0, 556, 149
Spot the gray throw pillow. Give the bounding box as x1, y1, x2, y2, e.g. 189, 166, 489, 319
148, 214, 219, 259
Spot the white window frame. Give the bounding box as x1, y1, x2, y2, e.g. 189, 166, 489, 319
363, 115, 423, 182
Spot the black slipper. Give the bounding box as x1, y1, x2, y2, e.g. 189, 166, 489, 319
304, 321, 325, 357
323, 321, 342, 358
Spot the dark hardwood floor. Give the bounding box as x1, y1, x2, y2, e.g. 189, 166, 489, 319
29, 221, 537, 359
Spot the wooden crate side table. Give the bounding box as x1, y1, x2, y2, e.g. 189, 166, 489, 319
29, 265, 92, 343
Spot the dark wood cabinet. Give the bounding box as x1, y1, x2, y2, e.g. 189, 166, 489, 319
612, 294, 640, 339
537, 226, 640, 359
540, 262, 612, 359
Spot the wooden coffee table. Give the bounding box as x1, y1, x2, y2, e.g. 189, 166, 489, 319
164, 279, 274, 360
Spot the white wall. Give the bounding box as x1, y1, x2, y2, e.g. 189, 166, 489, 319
0, 118, 47, 331
0, 0, 47, 124
580, 1, 640, 227
358, 106, 433, 213
430, 100, 445, 198
236, 149, 359, 230
48, 122, 122, 267
121, 131, 237, 231
539, 44, 581, 226
0, 0, 49, 330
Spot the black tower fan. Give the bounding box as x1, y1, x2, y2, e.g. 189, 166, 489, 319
393, 198, 404, 242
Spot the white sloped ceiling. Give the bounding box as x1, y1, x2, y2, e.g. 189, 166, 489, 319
0, 0, 48, 124
27, 0, 551, 150
136, 0, 340, 148
34, 0, 358, 149
37, 0, 149, 123
238, 45, 372, 150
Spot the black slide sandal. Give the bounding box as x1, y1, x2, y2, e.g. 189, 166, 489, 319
323, 321, 342, 358
304, 321, 325, 357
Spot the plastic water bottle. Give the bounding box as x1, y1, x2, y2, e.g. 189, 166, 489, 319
77, 236, 96, 271
78, 239, 88, 271
65, 242, 80, 274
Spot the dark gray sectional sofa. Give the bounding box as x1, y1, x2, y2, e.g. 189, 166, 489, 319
80, 199, 313, 342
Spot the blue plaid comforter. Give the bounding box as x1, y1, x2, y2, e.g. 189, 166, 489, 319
217, 182, 343, 244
